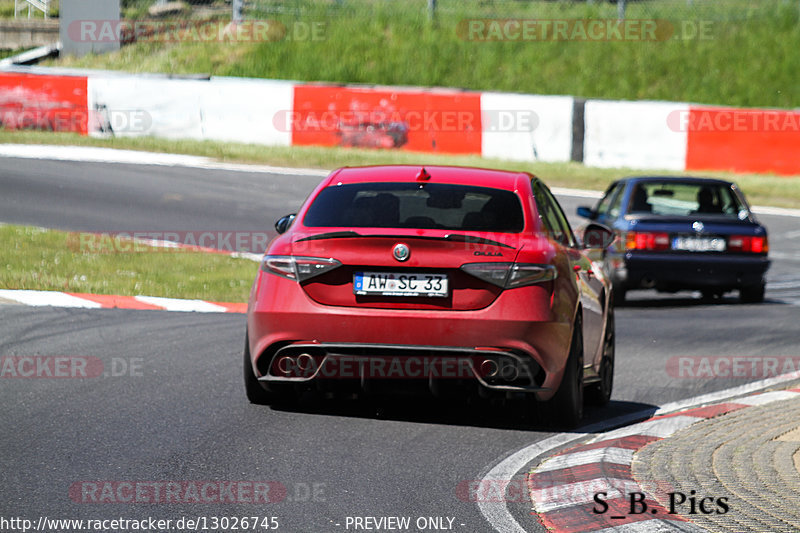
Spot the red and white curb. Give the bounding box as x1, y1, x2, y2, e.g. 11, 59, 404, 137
528, 387, 800, 532
0, 289, 246, 313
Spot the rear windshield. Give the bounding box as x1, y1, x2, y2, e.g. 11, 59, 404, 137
303, 182, 525, 232
627, 182, 747, 218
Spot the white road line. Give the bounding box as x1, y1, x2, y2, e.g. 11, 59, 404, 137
550, 187, 603, 199
477, 433, 590, 533
766, 279, 800, 289
591, 416, 698, 442
735, 389, 799, 406
595, 520, 707, 532
752, 206, 800, 218
3, 144, 800, 218
768, 252, 800, 262
531, 480, 641, 513
0, 144, 329, 177
134, 295, 228, 313
0, 289, 101, 308
479, 371, 800, 532
535, 448, 635, 473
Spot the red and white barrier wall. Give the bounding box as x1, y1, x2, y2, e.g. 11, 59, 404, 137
684, 106, 800, 176
0, 71, 88, 134
583, 100, 689, 171
481, 92, 574, 163
2, 66, 799, 176
86, 75, 294, 145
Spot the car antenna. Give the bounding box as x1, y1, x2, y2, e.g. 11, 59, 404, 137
416, 167, 431, 181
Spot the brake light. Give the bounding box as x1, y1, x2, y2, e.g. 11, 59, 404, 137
461, 263, 556, 288
261, 256, 342, 281
625, 231, 670, 251
728, 235, 768, 253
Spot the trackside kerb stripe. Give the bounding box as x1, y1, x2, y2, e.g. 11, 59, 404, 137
528, 388, 800, 533
67, 293, 164, 311
0, 289, 101, 308
649, 402, 746, 420
0, 289, 245, 314
481, 373, 800, 533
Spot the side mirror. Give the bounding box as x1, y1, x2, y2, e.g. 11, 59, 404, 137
576, 206, 595, 219
275, 214, 296, 234
582, 223, 614, 250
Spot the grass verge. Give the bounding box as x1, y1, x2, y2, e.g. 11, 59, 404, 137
0, 224, 257, 302
2, 129, 799, 209
47, 0, 800, 109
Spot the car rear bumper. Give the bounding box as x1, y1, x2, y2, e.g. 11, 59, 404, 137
246, 273, 572, 400
614, 252, 770, 291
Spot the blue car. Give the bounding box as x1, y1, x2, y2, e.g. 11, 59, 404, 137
577, 176, 770, 305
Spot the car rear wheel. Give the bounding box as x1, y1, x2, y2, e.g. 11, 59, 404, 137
740, 282, 765, 304
244, 332, 274, 405
539, 317, 584, 428
587, 310, 614, 406
612, 284, 626, 306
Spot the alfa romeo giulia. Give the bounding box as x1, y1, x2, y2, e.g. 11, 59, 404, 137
245, 165, 615, 427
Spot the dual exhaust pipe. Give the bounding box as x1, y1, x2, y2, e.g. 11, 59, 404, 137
479, 358, 520, 382
276, 354, 521, 382
276, 353, 315, 375
265, 347, 536, 390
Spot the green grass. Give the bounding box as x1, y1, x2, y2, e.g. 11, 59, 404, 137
2, 129, 799, 209
47, 0, 800, 108
0, 48, 22, 59
0, 0, 16, 18
0, 224, 257, 302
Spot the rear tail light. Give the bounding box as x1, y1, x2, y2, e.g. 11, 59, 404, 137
728, 235, 768, 253
261, 256, 342, 281
625, 231, 670, 251
461, 263, 556, 289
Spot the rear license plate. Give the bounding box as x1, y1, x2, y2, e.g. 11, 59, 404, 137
354, 272, 448, 297
672, 236, 726, 252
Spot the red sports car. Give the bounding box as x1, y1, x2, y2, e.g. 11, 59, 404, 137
244, 165, 615, 426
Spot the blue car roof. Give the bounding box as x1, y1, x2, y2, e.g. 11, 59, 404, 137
619, 176, 735, 187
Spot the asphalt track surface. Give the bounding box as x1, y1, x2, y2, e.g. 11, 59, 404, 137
2, 157, 799, 532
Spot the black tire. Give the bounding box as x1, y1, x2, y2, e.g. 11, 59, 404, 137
740, 283, 765, 303
612, 284, 626, 306
587, 308, 614, 406
243, 332, 274, 405
540, 317, 584, 428
701, 289, 723, 301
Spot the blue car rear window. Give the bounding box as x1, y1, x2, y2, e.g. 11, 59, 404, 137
627, 182, 746, 217
303, 182, 525, 232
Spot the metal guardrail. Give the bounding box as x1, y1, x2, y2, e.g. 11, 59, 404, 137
14, 0, 51, 19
